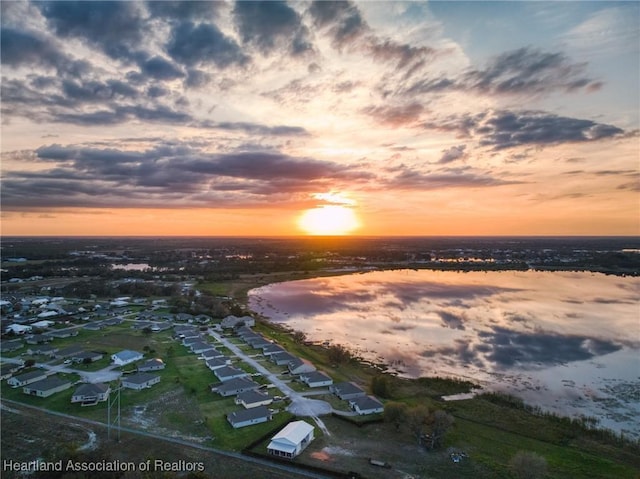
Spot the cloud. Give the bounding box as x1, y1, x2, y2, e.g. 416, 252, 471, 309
438, 144, 466, 164
1, 143, 373, 210
385, 165, 521, 190
363, 102, 425, 127
234, 1, 312, 56
139, 56, 184, 81
166, 21, 248, 68
147, 0, 222, 21
36, 1, 145, 61
423, 110, 624, 150
309, 0, 368, 48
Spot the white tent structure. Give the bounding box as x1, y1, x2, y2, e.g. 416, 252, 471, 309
267, 421, 314, 459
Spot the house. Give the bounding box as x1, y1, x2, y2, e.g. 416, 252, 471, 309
137, 358, 165, 372
111, 350, 143, 366
200, 348, 224, 360
56, 345, 85, 359
0, 339, 23, 352
349, 395, 384, 415
182, 336, 203, 347
288, 358, 316, 375
23, 376, 72, 397
329, 382, 366, 400
262, 344, 285, 357
205, 357, 230, 371
46, 329, 79, 339
25, 334, 51, 345
26, 344, 59, 357
121, 372, 161, 390
299, 371, 333, 388
71, 351, 104, 364
227, 405, 272, 429
235, 390, 273, 409
189, 341, 212, 354
7, 370, 48, 388
221, 315, 255, 329
246, 336, 271, 349
213, 377, 259, 397
6, 324, 32, 335
71, 383, 110, 406
271, 352, 297, 366
267, 421, 315, 459
0, 363, 22, 380
214, 366, 247, 382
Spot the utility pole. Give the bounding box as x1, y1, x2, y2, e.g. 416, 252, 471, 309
107, 382, 121, 442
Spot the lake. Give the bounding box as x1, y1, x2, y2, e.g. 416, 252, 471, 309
248, 269, 640, 438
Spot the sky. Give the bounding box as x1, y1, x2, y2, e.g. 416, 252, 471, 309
1, 0, 639, 236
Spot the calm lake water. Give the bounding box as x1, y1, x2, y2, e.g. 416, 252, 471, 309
248, 270, 640, 437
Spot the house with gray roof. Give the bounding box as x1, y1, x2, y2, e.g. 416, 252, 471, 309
71, 351, 104, 364
349, 395, 384, 415
299, 371, 333, 388
235, 390, 273, 409
214, 366, 247, 382
111, 350, 143, 366
55, 345, 84, 359
222, 315, 255, 329
137, 358, 165, 372
190, 341, 212, 354
288, 358, 316, 375
0, 363, 22, 380
122, 372, 161, 390
213, 377, 259, 397
271, 352, 297, 366
205, 357, 231, 371
71, 383, 110, 406
7, 370, 48, 387
262, 344, 285, 357
329, 382, 366, 400
1, 339, 23, 352
46, 329, 79, 339
23, 376, 72, 397
200, 348, 224, 360
227, 405, 272, 429
26, 344, 58, 357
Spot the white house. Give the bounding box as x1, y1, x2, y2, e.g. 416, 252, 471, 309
349, 395, 384, 415
267, 421, 315, 459
330, 382, 366, 400
111, 350, 143, 366
6, 324, 32, 335
71, 383, 111, 406
214, 366, 247, 382
235, 390, 273, 409
205, 357, 231, 371
7, 370, 47, 388
23, 376, 72, 398
288, 357, 316, 375
213, 377, 259, 397
121, 372, 161, 390
299, 371, 333, 388
221, 315, 255, 329
137, 358, 165, 372
227, 405, 272, 429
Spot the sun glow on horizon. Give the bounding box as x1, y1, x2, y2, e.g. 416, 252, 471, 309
298, 205, 361, 235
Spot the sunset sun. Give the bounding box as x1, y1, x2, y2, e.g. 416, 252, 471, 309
298, 205, 360, 235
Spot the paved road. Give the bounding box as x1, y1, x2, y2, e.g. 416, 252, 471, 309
206, 329, 336, 435
1, 399, 331, 479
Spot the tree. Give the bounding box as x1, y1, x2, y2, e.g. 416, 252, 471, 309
327, 344, 352, 364
406, 405, 431, 445
371, 374, 393, 398
292, 330, 306, 344
510, 451, 548, 479
428, 410, 454, 449
24, 359, 36, 368
384, 401, 408, 430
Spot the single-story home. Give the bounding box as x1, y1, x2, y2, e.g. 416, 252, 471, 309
71, 383, 111, 406
0, 363, 22, 380
121, 372, 161, 390
200, 348, 224, 360
262, 344, 285, 357
350, 395, 384, 415
71, 351, 104, 364
111, 350, 143, 366
55, 345, 85, 359
182, 336, 203, 347
5, 324, 32, 335
46, 329, 79, 339
25, 334, 51, 345
329, 382, 367, 400
299, 371, 333, 388
227, 405, 272, 429
23, 376, 72, 398
271, 352, 297, 366
213, 377, 259, 397
267, 421, 315, 459
214, 366, 247, 382
0, 339, 23, 352
205, 357, 231, 371
221, 315, 255, 329
246, 336, 271, 349
235, 390, 273, 409
137, 358, 165, 372
7, 370, 48, 388
288, 358, 316, 375
31, 319, 55, 328
26, 344, 58, 357
190, 341, 213, 354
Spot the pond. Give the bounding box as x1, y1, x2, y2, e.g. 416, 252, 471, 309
248, 269, 640, 438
